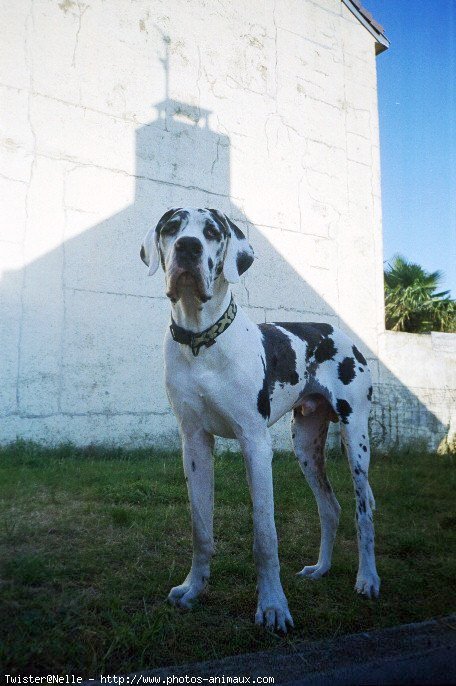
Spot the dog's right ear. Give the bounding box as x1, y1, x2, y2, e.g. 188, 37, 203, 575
140, 208, 177, 276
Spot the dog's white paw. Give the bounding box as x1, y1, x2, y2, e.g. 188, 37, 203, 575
355, 571, 380, 598
255, 590, 294, 633
297, 562, 330, 579
167, 579, 205, 608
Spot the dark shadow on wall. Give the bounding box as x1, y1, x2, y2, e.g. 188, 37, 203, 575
0, 52, 447, 450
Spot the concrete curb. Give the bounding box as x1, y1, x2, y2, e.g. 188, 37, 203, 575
83, 615, 456, 686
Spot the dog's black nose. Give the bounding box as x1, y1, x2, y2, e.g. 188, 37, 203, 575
175, 237, 203, 259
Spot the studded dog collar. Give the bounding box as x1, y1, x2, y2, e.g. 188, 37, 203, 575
170, 295, 237, 356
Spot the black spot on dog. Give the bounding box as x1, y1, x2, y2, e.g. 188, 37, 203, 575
208, 257, 213, 271
159, 246, 165, 270
277, 322, 336, 363
322, 477, 332, 492
304, 461, 308, 467
191, 461, 196, 472
259, 326, 300, 388
315, 337, 337, 363
362, 445, 367, 452
352, 345, 367, 366
338, 357, 356, 385
257, 358, 271, 420
367, 386, 373, 402
291, 432, 296, 439
358, 499, 366, 514
359, 366, 364, 372
174, 209, 188, 221
362, 434, 366, 439
207, 209, 228, 237
257, 389, 270, 420
257, 325, 299, 419
236, 250, 254, 276
226, 216, 245, 240
336, 398, 352, 424
155, 208, 180, 237
272, 325, 339, 412
354, 467, 360, 475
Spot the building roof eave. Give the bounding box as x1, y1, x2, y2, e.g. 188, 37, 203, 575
341, 0, 390, 54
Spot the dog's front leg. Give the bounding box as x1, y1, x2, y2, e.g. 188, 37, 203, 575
168, 429, 214, 608
240, 430, 294, 632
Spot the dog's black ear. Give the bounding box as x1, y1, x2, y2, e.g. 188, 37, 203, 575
208, 210, 254, 283
140, 208, 179, 275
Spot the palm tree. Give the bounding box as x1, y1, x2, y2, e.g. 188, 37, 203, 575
384, 255, 456, 333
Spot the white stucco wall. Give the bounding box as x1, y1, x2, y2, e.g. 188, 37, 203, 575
373, 332, 456, 451
1, 0, 454, 450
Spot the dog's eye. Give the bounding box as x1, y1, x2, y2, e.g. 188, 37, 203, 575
162, 221, 180, 236
204, 224, 220, 240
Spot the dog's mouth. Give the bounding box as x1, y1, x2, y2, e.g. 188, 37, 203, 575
166, 266, 211, 303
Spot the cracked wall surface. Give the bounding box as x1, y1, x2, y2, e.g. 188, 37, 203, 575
1, 0, 454, 449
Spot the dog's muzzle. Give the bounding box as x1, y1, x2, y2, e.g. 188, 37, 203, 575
166, 237, 209, 302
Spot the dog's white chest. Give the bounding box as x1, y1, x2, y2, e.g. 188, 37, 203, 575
165, 320, 266, 439
199, 394, 237, 438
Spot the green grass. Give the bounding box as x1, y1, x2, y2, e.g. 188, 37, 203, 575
0, 441, 455, 677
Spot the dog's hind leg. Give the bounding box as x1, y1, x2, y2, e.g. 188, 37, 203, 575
291, 403, 341, 580
340, 412, 380, 598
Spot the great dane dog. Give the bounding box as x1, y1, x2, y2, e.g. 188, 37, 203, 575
141, 208, 380, 632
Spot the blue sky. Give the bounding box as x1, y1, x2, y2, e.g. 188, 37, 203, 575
366, 0, 456, 296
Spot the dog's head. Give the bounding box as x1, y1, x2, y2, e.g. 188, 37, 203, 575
140, 208, 254, 302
